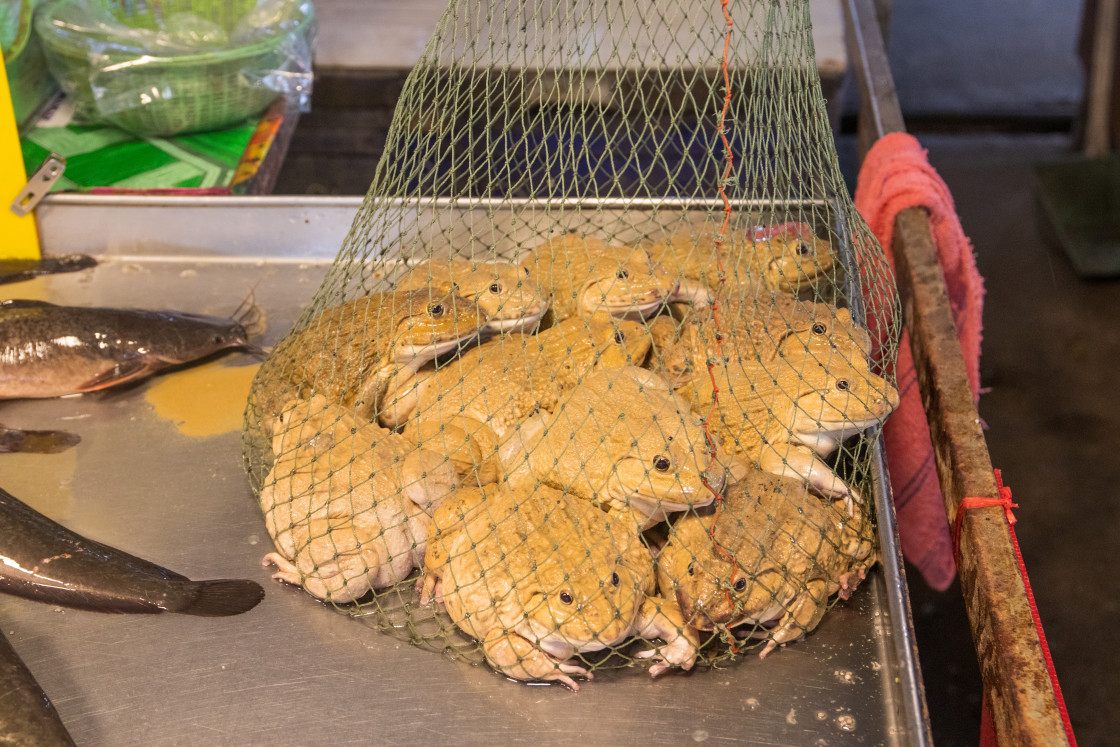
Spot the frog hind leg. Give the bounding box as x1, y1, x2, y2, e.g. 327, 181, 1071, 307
271, 517, 391, 604
482, 628, 588, 691
758, 577, 830, 658
404, 416, 498, 485
634, 595, 700, 676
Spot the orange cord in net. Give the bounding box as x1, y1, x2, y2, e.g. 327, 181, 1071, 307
698, 0, 741, 651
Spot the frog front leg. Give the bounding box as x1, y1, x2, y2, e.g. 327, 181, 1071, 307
633, 595, 699, 676
758, 443, 860, 513
482, 628, 589, 691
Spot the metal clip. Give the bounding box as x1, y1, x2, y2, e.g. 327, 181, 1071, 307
10, 155, 66, 217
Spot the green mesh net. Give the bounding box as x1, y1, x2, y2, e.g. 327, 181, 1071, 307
243, 0, 901, 688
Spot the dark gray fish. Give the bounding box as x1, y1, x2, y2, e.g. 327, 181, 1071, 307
0, 298, 263, 399
0, 627, 76, 746
0, 486, 265, 616
0, 254, 97, 286
0, 425, 80, 454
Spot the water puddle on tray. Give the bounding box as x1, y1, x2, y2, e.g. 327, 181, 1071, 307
145, 360, 260, 437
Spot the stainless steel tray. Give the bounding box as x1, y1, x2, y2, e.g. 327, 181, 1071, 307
0, 194, 929, 746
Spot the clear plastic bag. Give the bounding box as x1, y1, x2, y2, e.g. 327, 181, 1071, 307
36, 0, 315, 136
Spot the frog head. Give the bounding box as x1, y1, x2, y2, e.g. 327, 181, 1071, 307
492, 490, 651, 655
590, 368, 724, 523
784, 357, 899, 455
565, 315, 653, 370
747, 296, 872, 366
521, 235, 678, 320
658, 471, 814, 631
348, 287, 484, 419
400, 259, 547, 334
755, 233, 835, 296
578, 247, 678, 320
383, 286, 485, 362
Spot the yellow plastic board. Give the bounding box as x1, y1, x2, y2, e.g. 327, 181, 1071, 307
0, 56, 40, 259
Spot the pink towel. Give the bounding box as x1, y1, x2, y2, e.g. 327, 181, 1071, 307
854, 132, 985, 591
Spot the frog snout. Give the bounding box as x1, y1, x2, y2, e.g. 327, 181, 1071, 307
675, 589, 715, 631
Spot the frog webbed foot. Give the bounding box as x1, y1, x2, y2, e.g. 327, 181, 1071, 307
416, 572, 444, 607
635, 596, 700, 676
482, 628, 589, 691
836, 560, 874, 601
263, 551, 301, 587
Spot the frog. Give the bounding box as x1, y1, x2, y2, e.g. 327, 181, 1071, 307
420, 482, 699, 689
644, 221, 835, 301
248, 286, 485, 433
692, 350, 898, 508
649, 291, 873, 401
656, 467, 876, 657
395, 257, 548, 334
259, 395, 459, 603
497, 366, 727, 528
519, 234, 678, 322
381, 315, 653, 483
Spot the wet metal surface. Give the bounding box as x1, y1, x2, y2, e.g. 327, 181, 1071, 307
0, 215, 924, 745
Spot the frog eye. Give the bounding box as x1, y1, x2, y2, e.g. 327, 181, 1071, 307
489, 282, 502, 294
611, 572, 620, 586
797, 240, 813, 256
687, 561, 695, 576
734, 577, 747, 591
811, 323, 827, 335
559, 591, 573, 604
836, 379, 850, 391
428, 303, 444, 317
653, 455, 671, 472
616, 269, 629, 279
523, 266, 531, 277
613, 330, 626, 344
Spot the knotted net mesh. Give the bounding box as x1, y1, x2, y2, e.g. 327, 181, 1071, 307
244, 0, 901, 687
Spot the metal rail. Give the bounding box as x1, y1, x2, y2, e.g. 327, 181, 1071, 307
842, 0, 1073, 743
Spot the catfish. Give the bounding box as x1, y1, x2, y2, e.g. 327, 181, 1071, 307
0, 298, 263, 400
0, 486, 265, 616
0, 627, 76, 746
0, 254, 97, 286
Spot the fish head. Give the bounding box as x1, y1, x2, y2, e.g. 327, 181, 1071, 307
155, 310, 254, 363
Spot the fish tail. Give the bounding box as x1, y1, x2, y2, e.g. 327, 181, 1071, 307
0, 426, 81, 454
174, 579, 266, 617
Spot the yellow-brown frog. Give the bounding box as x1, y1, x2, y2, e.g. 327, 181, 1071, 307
396, 258, 548, 334
692, 352, 899, 507
519, 234, 678, 322
649, 291, 873, 399
421, 482, 699, 689
497, 366, 726, 528
645, 222, 835, 301
656, 468, 876, 656
249, 287, 485, 431
381, 315, 652, 483
259, 396, 459, 603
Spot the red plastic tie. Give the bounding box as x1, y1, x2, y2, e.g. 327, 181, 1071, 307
950, 469, 1017, 561
958, 470, 1077, 746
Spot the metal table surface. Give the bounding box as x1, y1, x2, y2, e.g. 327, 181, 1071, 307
0, 196, 927, 746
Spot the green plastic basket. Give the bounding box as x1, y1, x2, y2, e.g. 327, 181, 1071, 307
36, 0, 313, 136
3, 0, 55, 128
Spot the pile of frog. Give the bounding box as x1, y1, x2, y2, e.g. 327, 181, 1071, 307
246, 217, 900, 690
